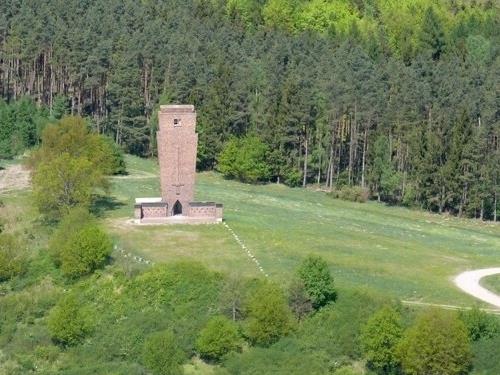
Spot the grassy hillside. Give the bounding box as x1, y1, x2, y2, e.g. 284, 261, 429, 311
105, 155, 500, 307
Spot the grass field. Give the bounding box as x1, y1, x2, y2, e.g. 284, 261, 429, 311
481, 275, 500, 296
102, 155, 500, 308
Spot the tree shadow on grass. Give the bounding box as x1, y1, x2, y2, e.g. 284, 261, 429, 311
91, 194, 126, 217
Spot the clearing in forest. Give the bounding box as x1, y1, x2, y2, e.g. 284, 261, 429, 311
104, 156, 500, 308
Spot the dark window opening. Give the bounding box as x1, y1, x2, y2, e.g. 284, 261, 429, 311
173, 200, 182, 215
174, 118, 181, 127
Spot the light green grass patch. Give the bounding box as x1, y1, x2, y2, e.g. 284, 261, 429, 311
104, 155, 500, 307
480, 274, 500, 296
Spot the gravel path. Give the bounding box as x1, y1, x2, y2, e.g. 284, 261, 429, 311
454, 268, 500, 308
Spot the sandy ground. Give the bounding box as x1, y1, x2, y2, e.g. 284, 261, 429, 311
0, 164, 30, 194
454, 268, 500, 308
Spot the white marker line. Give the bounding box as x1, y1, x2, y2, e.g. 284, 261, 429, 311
224, 222, 268, 277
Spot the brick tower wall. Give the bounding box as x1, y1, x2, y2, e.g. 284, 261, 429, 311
157, 105, 198, 216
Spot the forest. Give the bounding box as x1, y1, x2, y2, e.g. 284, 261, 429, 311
0, 0, 498, 220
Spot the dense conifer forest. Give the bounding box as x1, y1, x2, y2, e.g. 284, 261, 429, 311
0, 0, 498, 219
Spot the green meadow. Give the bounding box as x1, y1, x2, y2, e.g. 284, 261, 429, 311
105, 156, 500, 307
482, 275, 500, 296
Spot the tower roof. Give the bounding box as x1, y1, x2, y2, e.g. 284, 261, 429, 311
160, 104, 195, 113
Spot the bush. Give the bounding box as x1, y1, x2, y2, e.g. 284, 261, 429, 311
459, 306, 499, 341
196, 316, 242, 361
329, 186, 369, 203
142, 330, 185, 375
101, 136, 127, 175
397, 309, 472, 375
47, 294, 92, 346
297, 254, 336, 309
245, 282, 294, 346
218, 136, 270, 183
0, 233, 26, 281
49, 207, 95, 265
59, 224, 112, 278
50, 209, 112, 278
361, 306, 402, 374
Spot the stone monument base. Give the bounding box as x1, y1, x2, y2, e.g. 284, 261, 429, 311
134, 198, 223, 224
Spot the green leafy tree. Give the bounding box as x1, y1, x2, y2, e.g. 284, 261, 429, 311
196, 316, 242, 361
361, 306, 403, 374
297, 254, 336, 309
142, 330, 185, 375
0, 233, 26, 281
218, 136, 271, 183
47, 294, 92, 346
245, 282, 294, 346
33, 153, 97, 220
30, 116, 116, 220
397, 309, 472, 375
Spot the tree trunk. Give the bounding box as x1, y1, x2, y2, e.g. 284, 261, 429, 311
494, 190, 498, 222
361, 128, 367, 188
302, 135, 308, 188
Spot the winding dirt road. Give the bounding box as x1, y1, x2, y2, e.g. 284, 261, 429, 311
454, 268, 500, 308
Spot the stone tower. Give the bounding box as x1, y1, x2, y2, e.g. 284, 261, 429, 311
134, 104, 222, 223
157, 105, 198, 216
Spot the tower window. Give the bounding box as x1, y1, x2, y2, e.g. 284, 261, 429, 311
173, 118, 181, 127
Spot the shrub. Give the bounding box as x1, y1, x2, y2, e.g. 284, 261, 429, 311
297, 254, 336, 309
50, 209, 112, 279
196, 316, 242, 361
397, 309, 472, 375
142, 330, 185, 375
59, 224, 112, 278
459, 306, 499, 341
0, 233, 26, 281
329, 186, 369, 203
245, 282, 294, 346
49, 207, 95, 265
47, 294, 92, 346
218, 136, 270, 183
361, 306, 403, 374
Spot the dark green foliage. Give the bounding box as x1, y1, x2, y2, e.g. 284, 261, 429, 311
142, 330, 184, 375
459, 306, 499, 341
218, 136, 271, 183
0, 98, 48, 158
225, 287, 393, 373
196, 316, 242, 361
0, 233, 26, 281
47, 294, 93, 346
297, 254, 336, 309
329, 186, 369, 203
470, 333, 500, 375
397, 309, 472, 375
245, 282, 294, 346
361, 306, 402, 374
0, 0, 498, 220
101, 136, 127, 175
